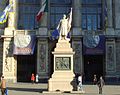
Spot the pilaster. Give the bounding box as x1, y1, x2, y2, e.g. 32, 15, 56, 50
114, 0, 120, 29
105, 0, 114, 35
8, 0, 18, 29
2, 0, 18, 82
37, 0, 48, 36
2, 37, 16, 82
72, 39, 83, 74
105, 39, 116, 81
107, 0, 113, 28
37, 38, 49, 79
72, 0, 82, 36
114, 0, 120, 35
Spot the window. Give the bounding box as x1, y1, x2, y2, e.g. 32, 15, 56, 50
82, 0, 102, 31
50, 0, 72, 30
18, 0, 40, 30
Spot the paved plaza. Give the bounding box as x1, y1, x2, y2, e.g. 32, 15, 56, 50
4, 83, 120, 95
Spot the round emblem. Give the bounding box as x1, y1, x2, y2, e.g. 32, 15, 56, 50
14, 35, 31, 48
83, 35, 100, 48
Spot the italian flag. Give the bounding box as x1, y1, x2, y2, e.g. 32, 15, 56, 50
36, 0, 48, 22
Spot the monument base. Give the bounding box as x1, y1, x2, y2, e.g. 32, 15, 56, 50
48, 38, 75, 91
48, 72, 75, 91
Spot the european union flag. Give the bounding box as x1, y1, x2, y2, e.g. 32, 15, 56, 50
50, 29, 59, 40
50, 29, 70, 41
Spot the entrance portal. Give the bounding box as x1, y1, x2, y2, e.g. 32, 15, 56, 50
17, 54, 37, 82
84, 55, 104, 82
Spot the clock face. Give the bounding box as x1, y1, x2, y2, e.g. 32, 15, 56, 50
83, 35, 100, 48
14, 35, 31, 48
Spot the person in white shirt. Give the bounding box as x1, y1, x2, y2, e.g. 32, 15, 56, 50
77, 74, 83, 91
35, 74, 39, 83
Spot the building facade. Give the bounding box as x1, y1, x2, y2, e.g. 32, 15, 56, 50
0, 0, 120, 83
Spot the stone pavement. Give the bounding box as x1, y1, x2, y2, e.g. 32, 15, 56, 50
5, 83, 120, 95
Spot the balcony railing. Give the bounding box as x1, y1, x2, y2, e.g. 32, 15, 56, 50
82, 30, 105, 36
15, 30, 36, 35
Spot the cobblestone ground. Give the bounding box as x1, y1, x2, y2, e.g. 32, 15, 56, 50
4, 83, 120, 95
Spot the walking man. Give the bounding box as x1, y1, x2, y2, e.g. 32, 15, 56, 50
97, 76, 105, 94
1, 76, 6, 95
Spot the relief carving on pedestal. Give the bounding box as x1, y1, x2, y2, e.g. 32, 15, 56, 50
55, 57, 71, 70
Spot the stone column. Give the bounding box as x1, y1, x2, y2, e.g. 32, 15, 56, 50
2, 38, 17, 82
2, 0, 18, 82
107, 0, 113, 28
4, 0, 18, 35
115, 0, 120, 29
8, 0, 18, 29
72, 0, 82, 35
39, 0, 47, 27
106, 0, 114, 35
37, 0, 48, 35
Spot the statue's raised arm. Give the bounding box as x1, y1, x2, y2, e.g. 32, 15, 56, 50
57, 8, 72, 40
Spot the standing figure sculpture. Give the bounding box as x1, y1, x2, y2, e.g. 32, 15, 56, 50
57, 8, 72, 40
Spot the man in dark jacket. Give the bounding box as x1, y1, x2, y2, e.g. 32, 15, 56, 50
97, 76, 105, 94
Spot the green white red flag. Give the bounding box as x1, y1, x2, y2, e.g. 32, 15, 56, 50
36, 0, 48, 22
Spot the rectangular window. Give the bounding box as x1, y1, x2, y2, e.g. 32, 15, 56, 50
18, 0, 40, 30
82, 0, 102, 31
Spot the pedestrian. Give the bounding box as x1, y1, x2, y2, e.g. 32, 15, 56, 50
35, 74, 39, 83
1, 76, 6, 95
1, 73, 3, 81
31, 73, 35, 84
77, 74, 83, 91
97, 76, 105, 94
93, 74, 97, 85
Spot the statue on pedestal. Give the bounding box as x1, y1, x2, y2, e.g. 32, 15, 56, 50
57, 8, 72, 40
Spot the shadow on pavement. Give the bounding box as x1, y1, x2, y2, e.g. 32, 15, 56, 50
7, 87, 48, 93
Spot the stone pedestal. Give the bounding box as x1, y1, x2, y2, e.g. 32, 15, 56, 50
48, 39, 75, 91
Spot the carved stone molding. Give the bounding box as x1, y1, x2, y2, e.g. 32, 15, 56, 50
4, 41, 13, 72
37, 40, 48, 78
72, 41, 82, 73
106, 41, 116, 72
